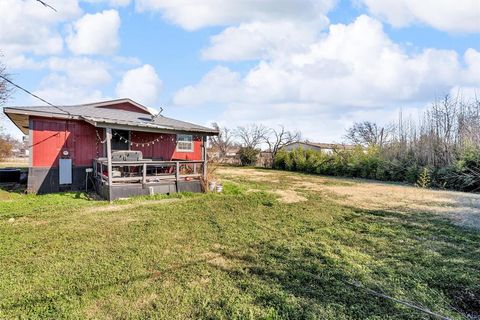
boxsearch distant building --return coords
[283,141,356,154]
[207,145,241,164]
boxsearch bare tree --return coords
[265,125,301,166]
[210,122,234,158]
[0,58,12,106]
[234,124,269,149]
[344,121,392,147]
[0,124,15,161]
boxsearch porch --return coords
[93,158,205,200]
[93,128,208,201]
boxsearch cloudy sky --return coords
[1,0,479,141]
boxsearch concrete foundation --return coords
[27,166,92,194]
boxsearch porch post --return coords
[106,128,113,201]
[202,135,207,180]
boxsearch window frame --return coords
[176,134,194,152]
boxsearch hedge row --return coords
[274,146,480,192]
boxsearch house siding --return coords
[28,117,203,194]
[31,117,100,168]
[96,101,151,114]
[31,118,204,167]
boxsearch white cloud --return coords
[34,74,108,106]
[5,55,44,70]
[201,20,327,61]
[463,48,480,84]
[66,9,121,55]
[174,66,242,105]
[135,0,336,30]
[116,64,162,106]
[47,57,112,86]
[26,56,113,106]
[0,0,81,56]
[173,15,480,141]
[83,0,131,6]
[360,0,480,33]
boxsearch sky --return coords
[1,0,479,142]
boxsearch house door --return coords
[111,129,130,150]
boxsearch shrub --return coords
[273,149,288,170]
[273,146,480,192]
[416,167,431,188]
[238,147,259,166]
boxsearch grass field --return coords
[0,166,479,319]
[0,158,28,169]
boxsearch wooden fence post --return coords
[175,161,180,192]
[106,128,113,202]
[143,162,147,185]
[202,136,207,180]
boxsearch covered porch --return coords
[93,127,208,201]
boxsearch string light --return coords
[95,129,107,144]
[96,130,201,149]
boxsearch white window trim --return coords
[176,134,194,152]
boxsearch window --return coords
[176,134,193,152]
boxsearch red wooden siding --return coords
[130,131,203,161]
[97,102,150,114]
[31,117,101,167]
[31,118,203,168]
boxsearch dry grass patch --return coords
[273,189,307,203]
[218,167,281,183]
[135,293,158,310]
[12,217,49,226]
[202,251,233,270]
[218,166,480,230]
[0,158,28,168]
[316,183,480,229]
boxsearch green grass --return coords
[0,168,479,319]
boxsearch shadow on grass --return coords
[0,183,26,194]
[215,206,480,319]
[1,256,211,314]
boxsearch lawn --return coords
[0,166,479,319]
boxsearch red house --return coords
[3,98,218,200]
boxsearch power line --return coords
[0,75,71,115]
[35,0,57,12]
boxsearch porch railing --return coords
[93,159,205,185]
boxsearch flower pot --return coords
[208,181,216,192]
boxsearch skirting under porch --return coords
[93,158,206,201]
[95,180,203,201]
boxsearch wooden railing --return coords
[93,159,205,185]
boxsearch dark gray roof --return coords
[284,141,356,150]
[4,98,218,135]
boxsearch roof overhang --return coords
[3,107,81,135]
[3,107,219,136]
[83,117,218,135]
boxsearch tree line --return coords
[274,95,480,192]
[210,123,301,166]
